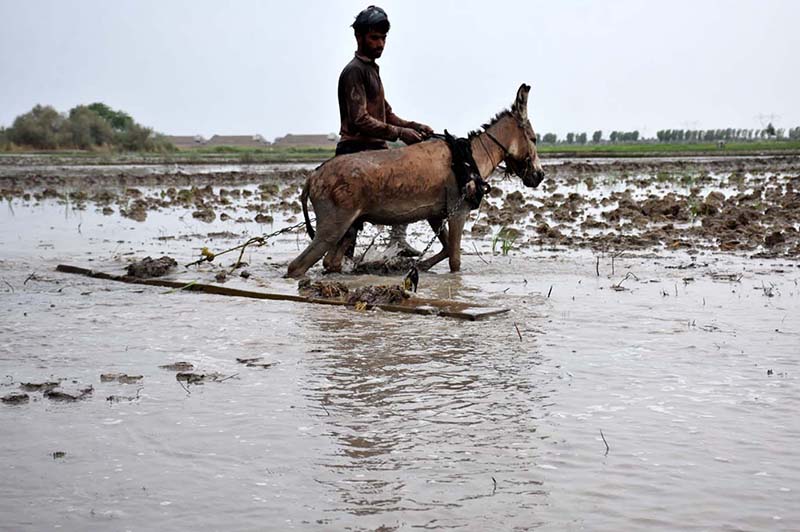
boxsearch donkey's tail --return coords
[301,181,315,239]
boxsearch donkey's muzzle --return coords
[523,168,545,188]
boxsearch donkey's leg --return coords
[446,214,467,272]
[323,225,358,273]
[418,218,450,272]
[286,211,358,278]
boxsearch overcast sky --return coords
[1,0,797,141]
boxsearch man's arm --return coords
[386,100,434,138]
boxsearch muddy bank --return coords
[2,156,799,261]
[0,167,312,191]
[0,171,309,226]
[473,155,800,259]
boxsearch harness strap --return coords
[442,130,490,210]
[485,131,509,155]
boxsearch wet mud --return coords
[1,392,30,405]
[126,255,177,278]
[3,157,797,260]
[472,156,800,258]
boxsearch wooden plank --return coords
[55,264,509,321]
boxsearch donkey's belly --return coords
[363,195,445,226]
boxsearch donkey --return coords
[286,83,545,278]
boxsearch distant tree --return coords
[67,105,114,148]
[592,130,602,143]
[566,132,575,144]
[115,123,173,152]
[542,133,557,143]
[8,104,65,149]
[87,102,134,131]
[577,132,587,144]
[5,103,173,152]
[609,131,618,142]
[765,122,776,137]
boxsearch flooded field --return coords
[1,156,799,530]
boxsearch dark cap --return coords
[352,5,390,34]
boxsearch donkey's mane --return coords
[467,109,512,139]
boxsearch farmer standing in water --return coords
[336,5,434,257]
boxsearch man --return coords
[336,5,433,257]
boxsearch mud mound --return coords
[126,256,178,278]
[352,256,418,275]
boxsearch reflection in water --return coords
[302,306,551,525]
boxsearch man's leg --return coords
[388,224,421,257]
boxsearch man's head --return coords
[352,6,390,60]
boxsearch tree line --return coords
[656,125,800,142]
[537,124,800,144]
[0,103,174,151]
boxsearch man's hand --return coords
[398,127,424,145]
[412,122,434,138]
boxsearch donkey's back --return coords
[307,139,455,224]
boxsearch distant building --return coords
[272,133,338,148]
[164,135,207,149]
[204,134,271,148]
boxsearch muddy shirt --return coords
[338,53,413,146]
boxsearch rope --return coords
[184,218,314,268]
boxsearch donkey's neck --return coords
[470,130,505,179]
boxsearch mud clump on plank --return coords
[298,279,409,305]
[347,285,409,306]
[298,279,349,298]
[127,256,177,278]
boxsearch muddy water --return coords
[1,163,800,531]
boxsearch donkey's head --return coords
[501,84,545,188]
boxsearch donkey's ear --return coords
[513,83,531,120]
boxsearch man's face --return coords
[357,30,387,59]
